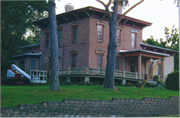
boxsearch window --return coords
[19,60,25,71]
[130,62,135,72]
[131,33,136,48]
[45,31,50,47]
[71,54,76,68]
[117,26,122,45]
[97,54,102,69]
[148,62,153,79]
[71,23,78,43]
[115,57,120,70]
[58,29,62,45]
[30,59,36,69]
[116,29,120,44]
[158,64,162,77]
[97,25,103,41]
[96,21,105,42]
[72,26,77,41]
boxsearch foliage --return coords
[1,1,48,79]
[1,85,178,108]
[165,71,179,91]
[143,26,179,71]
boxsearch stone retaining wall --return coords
[1,96,179,117]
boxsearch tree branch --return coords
[96,0,112,18]
[117,0,144,24]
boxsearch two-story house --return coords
[13,5,178,84]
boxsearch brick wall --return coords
[1,96,178,117]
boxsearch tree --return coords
[96,0,144,89]
[1,1,48,79]
[143,26,179,71]
[48,0,61,90]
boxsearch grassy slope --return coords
[1,85,179,108]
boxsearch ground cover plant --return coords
[1,85,179,108]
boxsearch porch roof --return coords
[13,52,41,58]
[140,42,179,53]
[119,49,170,59]
[19,43,40,50]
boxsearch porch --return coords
[59,68,145,84]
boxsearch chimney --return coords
[65,3,74,12]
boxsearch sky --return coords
[55,0,179,41]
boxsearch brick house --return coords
[13,6,178,84]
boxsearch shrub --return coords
[93,81,99,85]
[85,82,93,85]
[135,83,141,87]
[153,75,159,81]
[77,82,85,85]
[125,82,131,86]
[165,71,179,91]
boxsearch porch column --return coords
[85,76,90,83]
[66,77,71,82]
[162,59,165,82]
[122,57,125,70]
[138,55,142,79]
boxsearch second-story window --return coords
[131,29,139,48]
[117,26,122,45]
[45,31,50,47]
[131,33,136,48]
[73,26,77,41]
[71,23,78,43]
[97,25,103,41]
[58,29,62,45]
[96,21,105,42]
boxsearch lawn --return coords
[1,85,179,108]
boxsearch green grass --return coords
[1,85,179,108]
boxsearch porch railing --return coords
[59,68,144,80]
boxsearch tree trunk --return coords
[49,0,60,90]
[103,2,118,89]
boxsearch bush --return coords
[77,82,85,85]
[125,82,131,86]
[165,71,179,91]
[135,83,141,87]
[153,75,159,81]
[93,81,99,85]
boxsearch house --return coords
[13,5,178,85]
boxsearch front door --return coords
[130,62,135,72]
